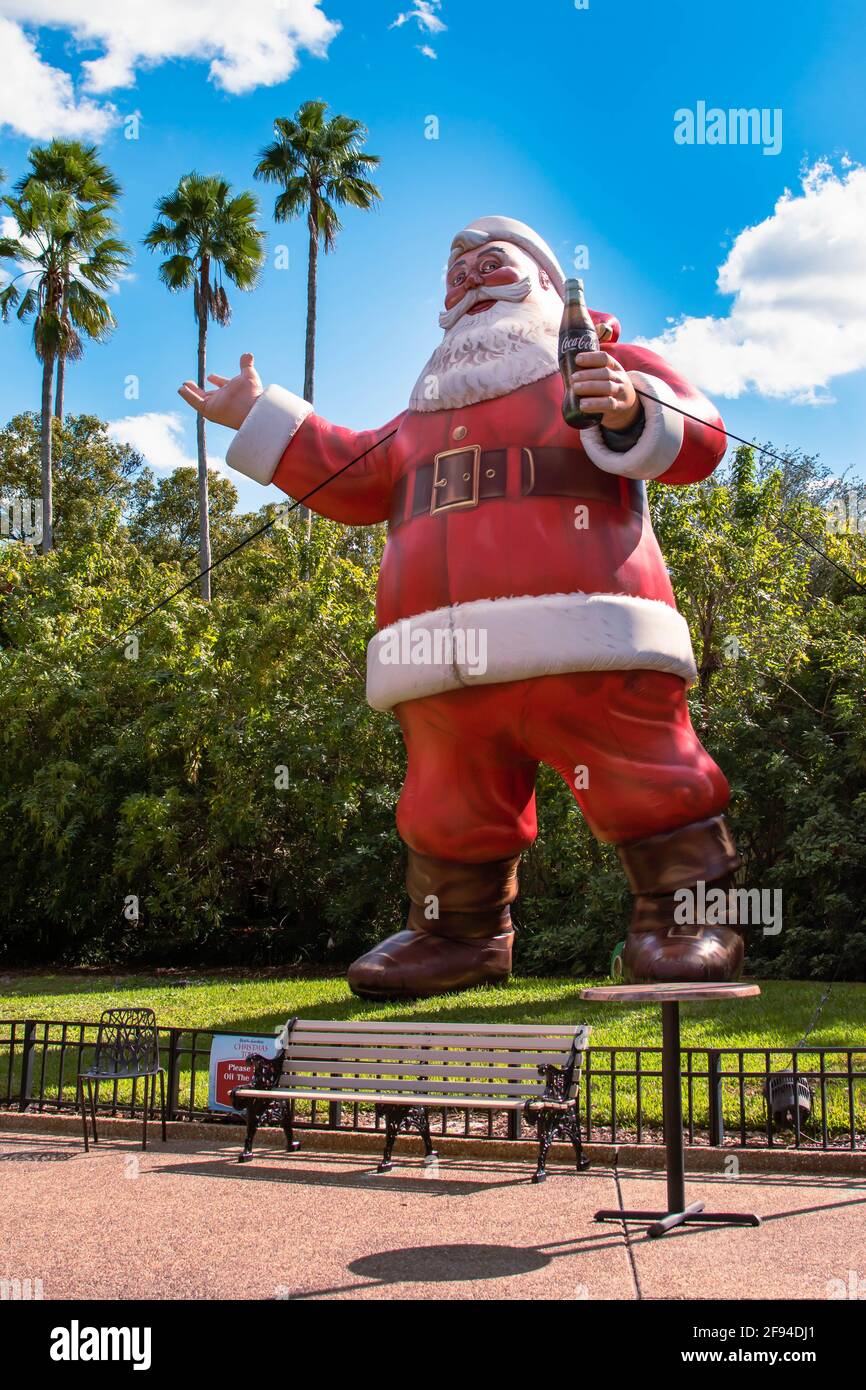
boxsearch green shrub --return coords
[1,416,864,978]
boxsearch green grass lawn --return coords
[0,970,863,1047]
[2,972,863,1140]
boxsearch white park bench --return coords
[231,1018,591,1183]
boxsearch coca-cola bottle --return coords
[559,277,603,430]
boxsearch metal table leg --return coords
[595,1000,761,1238]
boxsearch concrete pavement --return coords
[0,1130,863,1301]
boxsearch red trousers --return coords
[394,671,730,862]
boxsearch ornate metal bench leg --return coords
[158,1070,167,1143]
[238,1099,268,1163]
[533,1113,554,1183]
[281,1101,300,1152]
[417,1108,438,1163]
[377,1105,406,1172]
[78,1077,90,1153]
[141,1072,149,1152]
[565,1104,590,1172]
[88,1078,99,1145]
[377,1105,437,1172]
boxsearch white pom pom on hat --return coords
[447,215,567,298]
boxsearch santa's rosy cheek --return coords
[483,266,520,286]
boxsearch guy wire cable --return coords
[3,389,865,685]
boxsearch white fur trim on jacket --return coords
[225,385,313,486]
[581,371,685,481]
[366,591,697,711]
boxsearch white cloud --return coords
[0,17,117,139]
[107,411,225,473]
[417,44,437,59]
[0,214,26,289]
[0,2,340,137]
[390,2,446,34]
[636,160,866,404]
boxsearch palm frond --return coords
[0,235,37,264]
[0,283,21,320]
[16,287,36,320]
[158,254,196,292]
[273,181,310,221]
[145,172,264,313]
[253,101,381,253]
[65,280,117,339]
[326,175,382,211]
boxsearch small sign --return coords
[208,1032,281,1113]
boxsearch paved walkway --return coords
[1,1131,864,1300]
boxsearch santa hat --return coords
[447,215,567,298]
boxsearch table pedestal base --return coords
[595,1200,761,1239]
[579,983,765,1241]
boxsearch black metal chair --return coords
[77,1007,167,1152]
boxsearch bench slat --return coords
[290,1020,582,1036]
[278,1074,553,1096]
[233,1088,527,1110]
[280,1056,569,1080]
[285,1031,584,1051]
[280,1045,572,1061]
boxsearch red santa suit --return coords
[225,216,743,995]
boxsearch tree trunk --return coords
[196,259,213,602]
[55,353,66,420]
[55,276,69,419]
[40,352,55,553]
[696,594,717,727]
[303,218,317,405]
[301,212,318,544]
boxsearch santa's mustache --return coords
[438,276,533,331]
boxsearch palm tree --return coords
[16,140,123,418]
[255,100,381,530]
[0,182,128,553]
[144,173,265,600]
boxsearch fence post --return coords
[328,1101,342,1129]
[18,1021,38,1112]
[708,1049,725,1147]
[164,1028,182,1121]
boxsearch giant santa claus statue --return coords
[180,216,744,999]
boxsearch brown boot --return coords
[347,851,519,1000]
[617,816,745,984]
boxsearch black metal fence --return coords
[2,1018,864,1151]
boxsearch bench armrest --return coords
[229,1050,285,1107]
[533,1038,587,1106]
[537,1062,572,1104]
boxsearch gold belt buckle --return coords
[430,445,481,515]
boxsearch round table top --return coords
[579,982,761,1004]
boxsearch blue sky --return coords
[2,0,865,514]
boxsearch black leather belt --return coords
[388,446,642,530]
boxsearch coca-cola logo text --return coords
[559,331,598,354]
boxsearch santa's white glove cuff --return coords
[581,371,685,481]
[225,385,313,486]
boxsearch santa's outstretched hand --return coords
[179,351,263,430]
[572,349,640,429]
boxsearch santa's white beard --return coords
[409,296,561,412]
